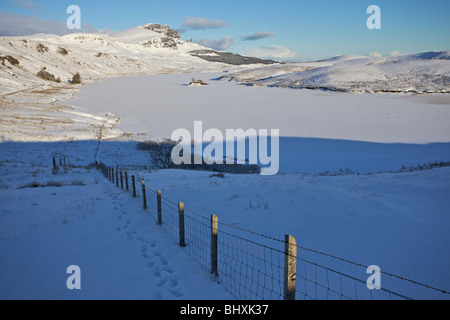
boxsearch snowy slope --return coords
[221,52,450,93]
[1,140,449,300]
[0,24,239,96]
[0,153,233,300]
[0,24,257,142]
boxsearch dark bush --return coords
[58,47,69,56]
[1,56,20,66]
[210,173,225,178]
[71,72,82,84]
[36,67,60,82]
[36,43,49,53]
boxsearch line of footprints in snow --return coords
[110,191,184,299]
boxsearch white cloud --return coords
[197,36,235,51]
[0,12,98,36]
[182,17,231,30]
[389,50,401,57]
[246,45,297,60]
[369,52,383,57]
[242,31,275,41]
[12,0,37,9]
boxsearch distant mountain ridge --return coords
[220,51,450,93]
[1,22,448,95]
[189,49,278,66]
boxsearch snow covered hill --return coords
[0,23,240,96]
[220,52,450,93]
[0,23,264,142]
[3,23,448,97]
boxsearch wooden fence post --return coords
[284,234,297,300]
[142,180,147,210]
[120,171,124,189]
[116,170,119,187]
[132,175,136,198]
[125,172,129,191]
[211,215,219,276]
[112,168,115,184]
[157,190,162,225]
[178,202,185,247]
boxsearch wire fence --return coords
[97,161,450,301]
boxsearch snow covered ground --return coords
[0,140,449,300]
[64,73,450,175]
[1,27,450,299]
[220,51,450,94]
[0,156,232,300]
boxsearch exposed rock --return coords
[189,50,279,66]
[189,79,208,86]
[142,23,181,39]
[143,37,178,50]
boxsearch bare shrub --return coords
[36,43,49,53]
[210,173,225,178]
[71,72,82,84]
[46,181,64,187]
[37,67,61,83]
[58,47,69,56]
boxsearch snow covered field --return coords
[0,154,232,300]
[0,139,449,300]
[1,25,450,299]
[65,73,450,174]
[1,69,449,300]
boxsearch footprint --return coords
[156,278,168,288]
[126,230,136,240]
[159,256,168,266]
[163,266,175,274]
[136,236,150,244]
[153,268,162,278]
[169,279,178,288]
[146,261,156,268]
[152,249,162,257]
[169,289,184,298]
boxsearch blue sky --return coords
[1,0,449,61]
